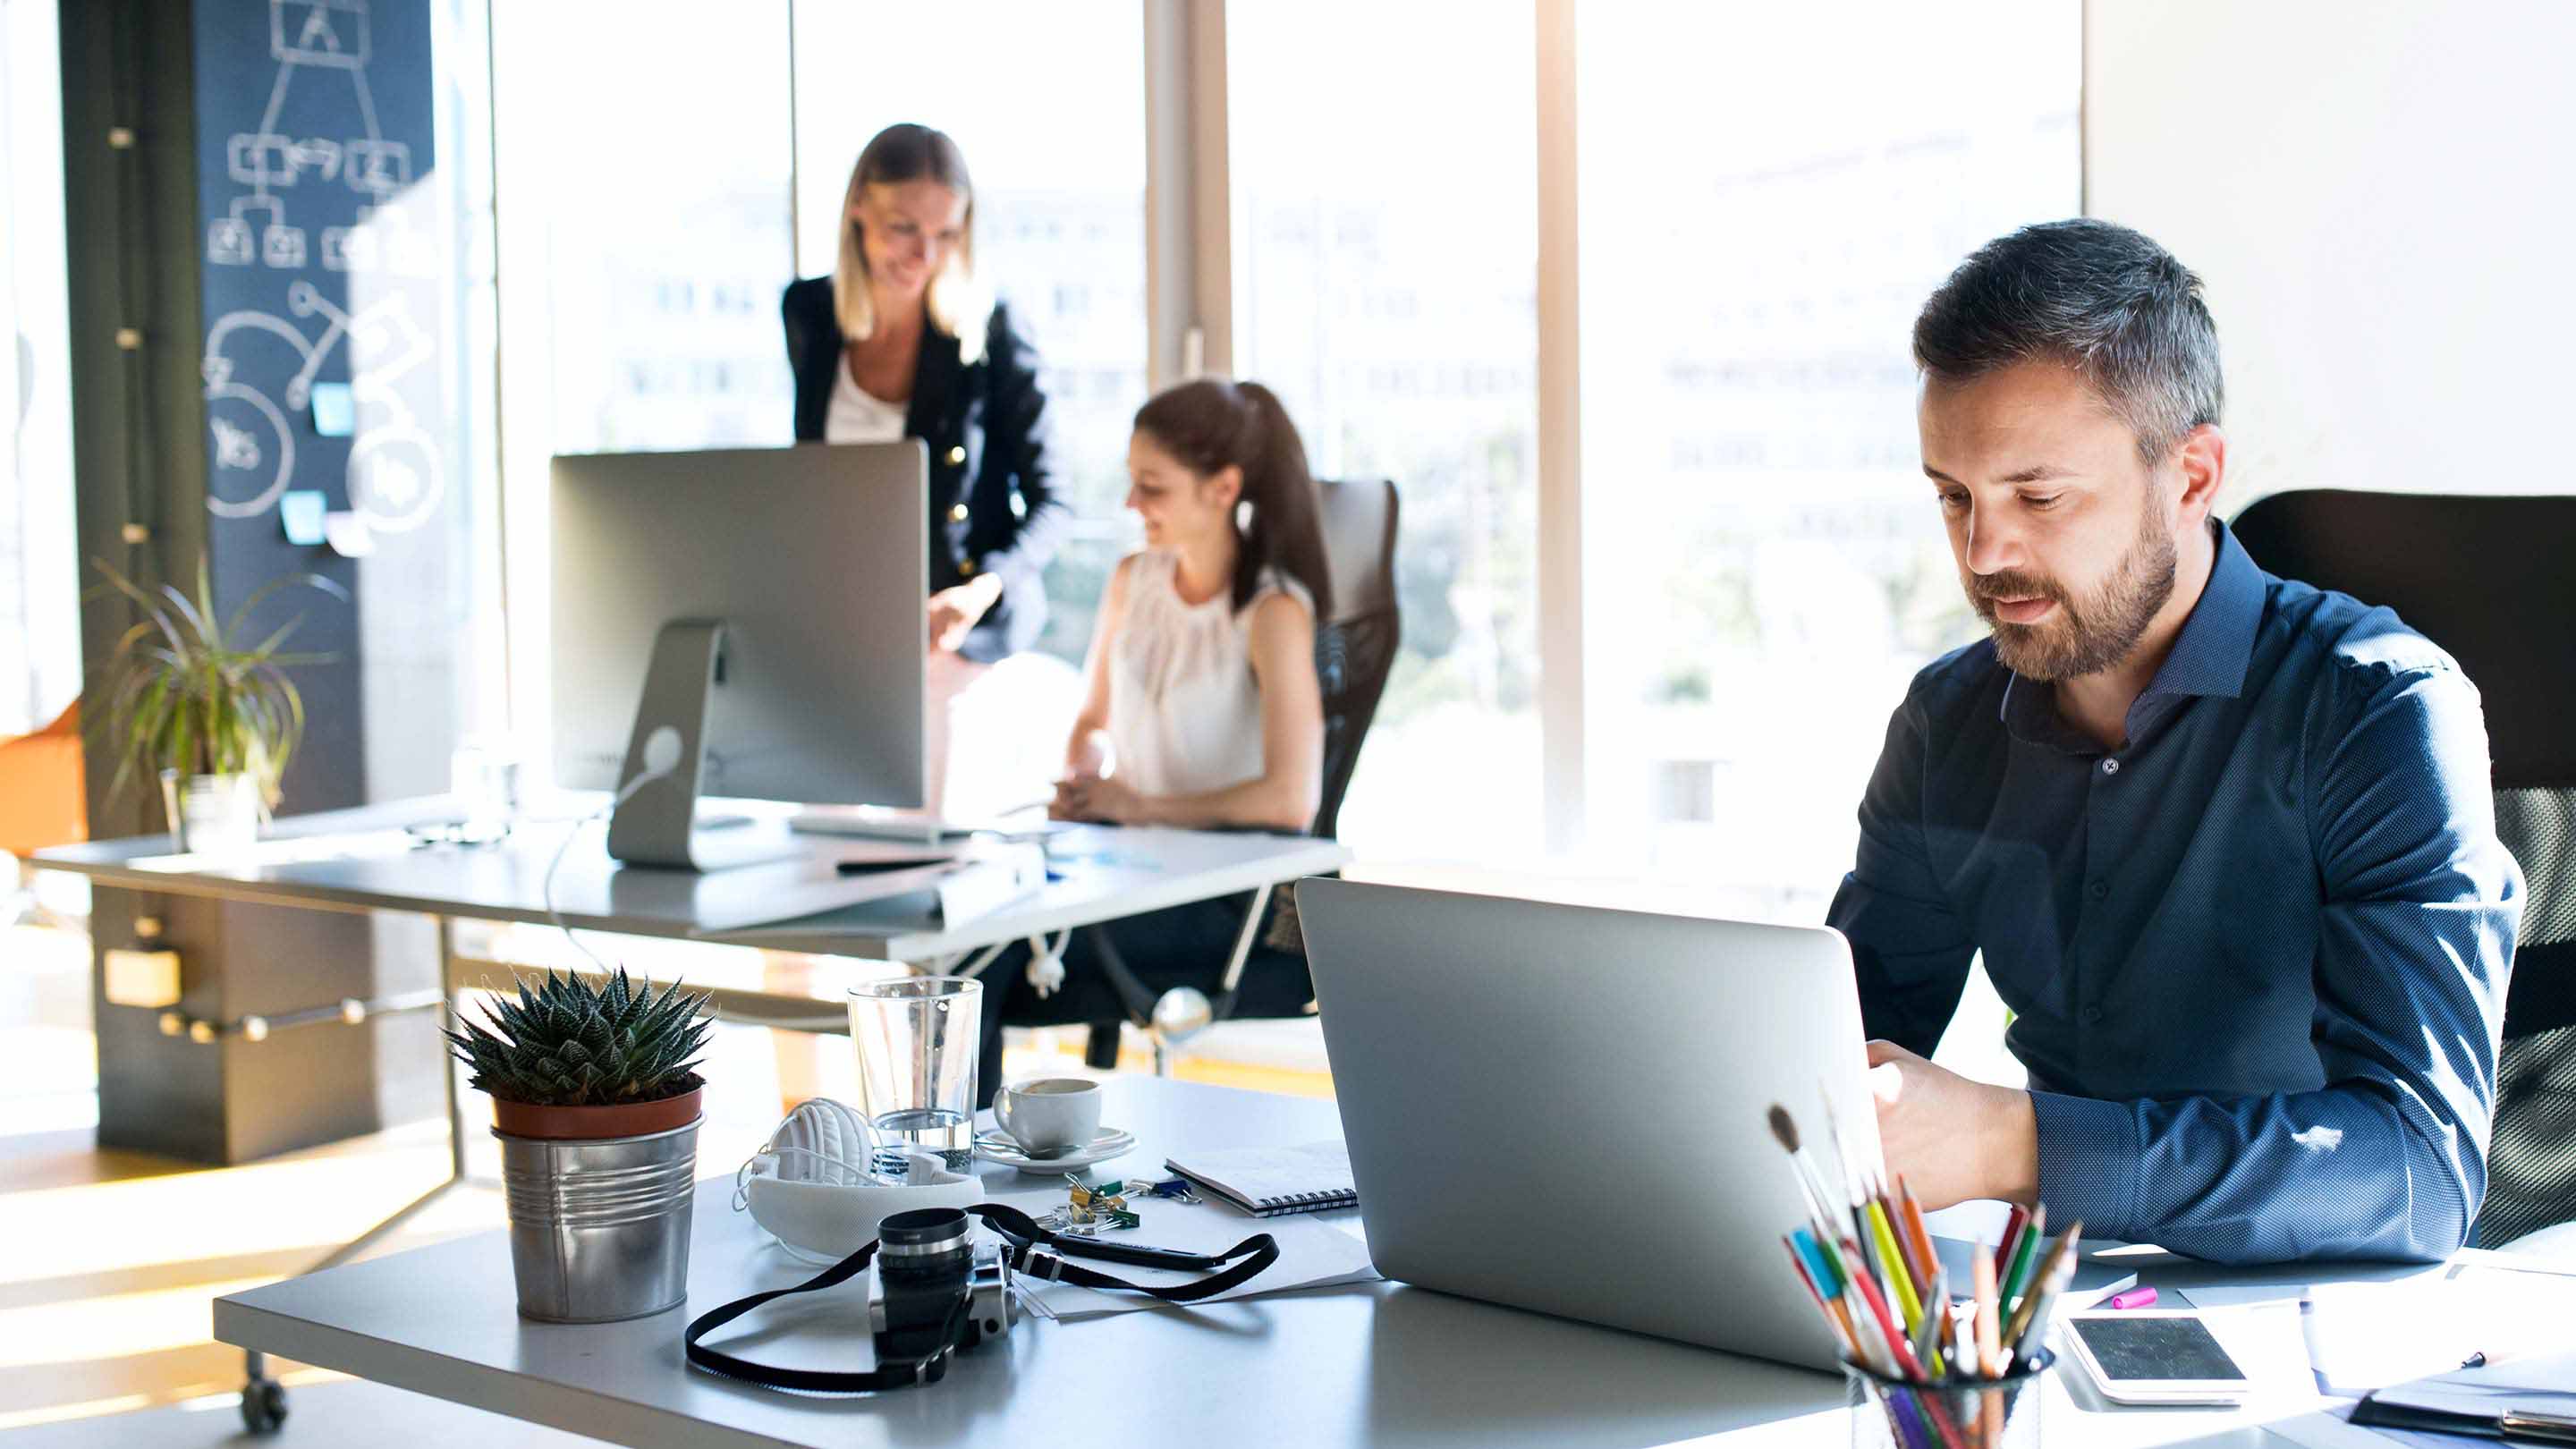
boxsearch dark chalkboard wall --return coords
[191,0,452,811]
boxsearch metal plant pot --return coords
[160,769,262,856]
[493,1090,701,1324]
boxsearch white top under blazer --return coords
[823,362,907,445]
[1107,550,1313,799]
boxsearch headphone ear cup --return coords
[772,1097,873,1185]
[813,1097,873,1182]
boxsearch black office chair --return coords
[2232,488,2576,1249]
[1078,478,1402,1071]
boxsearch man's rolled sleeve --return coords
[2030,1089,2142,1233]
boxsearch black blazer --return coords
[782,277,1066,662]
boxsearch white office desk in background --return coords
[33,792,1350,967]
[33,797,1349,1269]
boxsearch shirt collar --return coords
[2140,518,2264,702]
[1996,518,2267,750]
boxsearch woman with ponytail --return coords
[975,377,1333,1101]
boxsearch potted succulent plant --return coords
[89,557,343,855]
[445,968,715,1323]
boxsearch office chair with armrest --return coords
[2232,489,2576,1249]
[1079,478,1402,1072]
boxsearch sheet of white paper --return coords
[2303,1265,2576,1395]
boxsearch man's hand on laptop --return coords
[1865,1039,2039,1211]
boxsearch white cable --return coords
[543,727,683,973]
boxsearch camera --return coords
[869,1208,1014,1369]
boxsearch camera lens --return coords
[876,1208,973,1367]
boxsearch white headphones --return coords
[734,1098,985,1264]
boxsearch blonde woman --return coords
[782,123,1066,801]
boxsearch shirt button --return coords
[946,445,967,465]
[2081,1005,2104,1024]
[2102,758,2120,776]
[2088,879,2109,900]
[949,503,970,522]
[958,558,978,578]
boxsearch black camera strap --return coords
[684,1202,1281,1394]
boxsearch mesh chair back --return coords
[1310,479,1401,841]
[2232,488,2576,1246]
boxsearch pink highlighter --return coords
[2102,1285,2159,1310]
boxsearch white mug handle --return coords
[993,1087,1019,1141]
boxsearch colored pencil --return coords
[1784,1235,1861,1361]
[2000,1204,2046,1309]
[1972,1250,2003,1378]
[1898,1182,1942,1292]
[1867,1196,1924,1329]
[1999,1221,2082,1352]
[1994,1204,2028,1276]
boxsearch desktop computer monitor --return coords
[550,443,928,869]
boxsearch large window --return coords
[792,0,1149,666]
[1,0,78,741]
[1229,0,1543,863]
[490,2,797,769]
[1575,4,2080,910]
[473,2,2076,871]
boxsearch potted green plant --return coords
[89,557,343,855]
[445,967,714,1323]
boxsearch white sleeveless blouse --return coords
[1108,551,1313,799]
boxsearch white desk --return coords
[209,1078,2534,1449]
[33,793,1352,964]
[37,802,1349,1309]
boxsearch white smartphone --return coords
[2061,1309,2254,1406]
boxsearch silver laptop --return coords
[1297,878,1883,1371]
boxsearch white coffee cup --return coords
[992,1077,1103,1153]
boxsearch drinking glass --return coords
[847,976,983,1175]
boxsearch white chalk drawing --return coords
[203,282,443,530]
[206,0,428,275]
[200,0,445,532]
[204,382,297,520]
[210,417,263,470]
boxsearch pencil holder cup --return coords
[1843,1349,2052,1449]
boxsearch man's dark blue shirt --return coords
[1827,520,2521,1264]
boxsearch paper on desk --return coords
[2303,1264,2576,1396]
[1001,1199,1378,1322]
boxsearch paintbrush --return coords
[1767,1104,1849,1250]
[1816,1082,1877,1245]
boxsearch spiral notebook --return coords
[1164,1140,1359,1217]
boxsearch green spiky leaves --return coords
[88,555,347,812]
[444,968,712,1108]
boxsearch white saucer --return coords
[973,1127,1139,1174]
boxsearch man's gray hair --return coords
[1913,219,2224,462]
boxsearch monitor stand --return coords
[605,619,798,872]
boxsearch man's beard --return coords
[1970,506,2178,682]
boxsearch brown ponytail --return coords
[1132,378,1335,621]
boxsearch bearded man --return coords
[1831,220,2521,1264]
